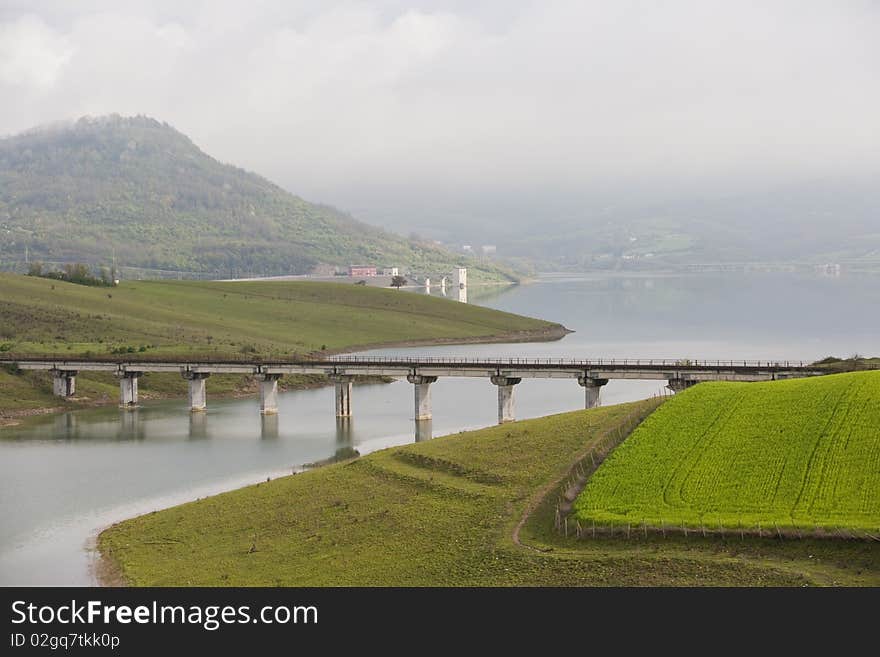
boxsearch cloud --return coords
[0,1,878,203]
[0,15,73,90]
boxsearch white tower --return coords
[452,267,467,289]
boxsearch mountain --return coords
[0,115,516,281]
[358,180,880,271]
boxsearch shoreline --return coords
[88,323,570,586]
[0,324,571,429]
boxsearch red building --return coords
[349,265,377,277]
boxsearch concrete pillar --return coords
[259,373,282,415]
[118,372,141,409]
[414,418,433,442]
[51,370,77,397]
[667,378,697,394]
[578,376,609,409]
[331,375,354,417]
[425,277,431,293]
[407,375,437,420]
[182,371,210,411]
[491,375,521,424]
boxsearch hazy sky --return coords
[1,1,878,216]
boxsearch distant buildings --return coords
[349,265,377,277]
[481,245,496,255]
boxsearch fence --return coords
[551,392,668,536]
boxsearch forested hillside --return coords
[0,115,515,281]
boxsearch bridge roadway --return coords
[5,355,825,425]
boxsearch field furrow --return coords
[573,372,880,532]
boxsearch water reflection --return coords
[302,418,360,468]
[260,413,279,440]
[335,416,353,446]
[188,412,208,440]
[53,412,78,438]
[334,417,359,461]
[119,409,144,441]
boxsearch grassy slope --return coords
[574,372,880,532]
[99,400,879,586]
[0,273,560,413]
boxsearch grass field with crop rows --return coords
[574,372,880,533]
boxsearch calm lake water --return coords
[1,272,878,585]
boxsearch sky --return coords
[1,1,879,236]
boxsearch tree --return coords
[390,275,407,290]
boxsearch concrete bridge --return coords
[5,355,825,425]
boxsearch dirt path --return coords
[511,401,663,551]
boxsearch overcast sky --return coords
[1,1,878,218]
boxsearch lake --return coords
[1,271,878,585]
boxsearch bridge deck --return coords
[2,355,828,382]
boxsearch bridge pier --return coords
[407,375,438,420]
[182,371,210,411]
[578,376,609,409]
[259,373,283,415]
[51,370,77,398]
[331,375,354,417]
[414,418,433,442]
[117,372,141,409]
[491,375,521,424]
[667,377,697,394]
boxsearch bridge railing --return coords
[329,355,813,369]
[5,352,870,371]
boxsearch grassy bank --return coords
[0,273,565,417]
[99,400,879,586]
[574,372,880,533]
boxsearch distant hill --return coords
[0,115,516,281]
[363,180,880,272]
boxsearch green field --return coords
[99,400,880,586]
[574,372,880,533]
[0,273,562,415]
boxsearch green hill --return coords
[99,400,818,586]
[0,115,515,281]
[0,273,564,416]
[0,273,561,359]
[99,397,880,586]
[574,372,880,533]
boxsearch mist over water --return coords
[1,272,877,585]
